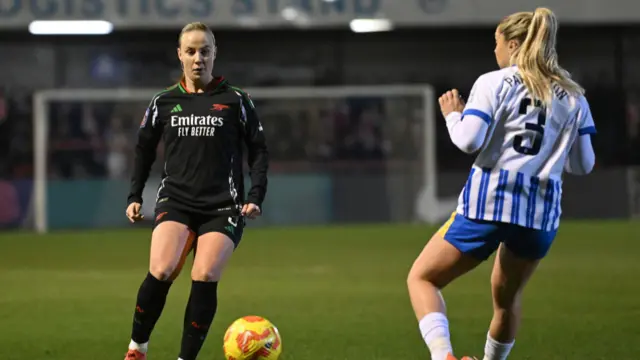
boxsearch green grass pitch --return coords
[1,221,639,359]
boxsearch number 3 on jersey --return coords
[513,98,546,156]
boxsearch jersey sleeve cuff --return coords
[578,126,596,136]
[246,195,263,208]
[127,194,143,205]
[462,109,492,125]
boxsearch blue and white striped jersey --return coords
[452,66,596,231]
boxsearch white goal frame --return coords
[33,85,454,233]
[627,166,640,219]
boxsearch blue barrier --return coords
[41,175,332,230]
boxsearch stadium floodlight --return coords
[349,19,393,33]
[280,6,311,26]
[33,85,455,233]
[29,20,113,35]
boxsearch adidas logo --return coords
[171,104,183,113]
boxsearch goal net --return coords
[32,85,456,233]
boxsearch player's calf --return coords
[178,231,235,360]
[128,222,193,355]
[407,232,482,360]
[178,281,219,360]
[484,244,541,360]
[407,242,454,360]
[130,272,173,350]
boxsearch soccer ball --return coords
[223,315,282,360]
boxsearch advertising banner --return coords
[1,0,638,29]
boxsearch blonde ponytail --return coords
[499,8,584,105]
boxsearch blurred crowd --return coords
[0,91,425,180]
[1,82,640,180]
[1,27,640,180]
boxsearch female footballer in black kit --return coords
[123,22,269,360]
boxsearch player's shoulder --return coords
[555,90,587,114]
[477,67,517,85]
[223,82,256,108]
[575,93,590,109]
[224,82,249,98]
[471,67,518,97]
[467,68,516,105]
[147,83,181,104]
[159,83,182,95]
[571,93,593,121]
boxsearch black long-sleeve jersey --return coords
[127,77,268,216]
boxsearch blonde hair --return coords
[498,8,583,105]
[177,22,216,83]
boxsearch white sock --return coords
[483,332,514,360]
[128,340,148,354]
[419,312,453,360]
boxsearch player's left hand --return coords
[439,88,466,118]
[241,203,262,219]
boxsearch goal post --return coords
[33,85,454,234]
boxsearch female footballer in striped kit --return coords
[407,8,596,360]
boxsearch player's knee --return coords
[191,267,221,282]
[149,263,180,281]
[407,259,422,283]
[407,259,438,288]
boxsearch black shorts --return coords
[153,202,245,248]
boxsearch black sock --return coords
[130,272,173,344]
[182,292,193,333]
[179,281,219,360]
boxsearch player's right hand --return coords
[439,88,466,118]
[126,202,144,223]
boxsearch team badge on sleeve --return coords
[140,108,149,128]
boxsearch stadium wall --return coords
[0,168,630,230]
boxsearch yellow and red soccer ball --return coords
[223,315,282,360]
